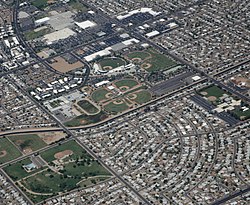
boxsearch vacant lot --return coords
[49,56,84,73]
[0,138,22,164]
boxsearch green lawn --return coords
[131,90,152,104]
[144,49,178,72]
[99,58,126,69]
[77,100,99,114]
[0,138,22,164]
[49,99,63,108]
[200,85,226,98]
[64,111,108,127]
[114,79,139,89]
[127,51,151,60]
[78,176,111,187]
[8,134,47,153]
[17,140,111,203]
[24,28,51,41]
[232,107,250,120]
[32,0,48,9]
[104,100,129,114]
[64,161,111,178]
[3,158,43,181]
[41,140,86,163]
[92,88,111,102]
[22,170,79,194]
[69,0,87,12]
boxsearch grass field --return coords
[49,99,63,108]
[232,107,250,120]
[199,85,226,98]
[145,49,178,72]
[78,176,110,187]
[32,0,48,9]
[114,79,139,90]
[5,140,112,203]
[127,51,151,60]
[40,140,86,163]
[8,134,47,153]
[69,0,87,12]
[98,57,126,69]
[24,28,51,41]
[92,88,111,102]
[4,158,43,181]
[0,138,22,164]
[77,100,99,114]
[131,90,152,104]
[104,100,129,114]
[22,170,79,194]
[64,111,108,127]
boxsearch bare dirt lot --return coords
[38,132,67,145]
[49,57,84,73]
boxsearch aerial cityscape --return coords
[0,0,249,204]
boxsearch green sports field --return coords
[92,88,112,102]
[0,138,22,164]
[144,49,178,72]
[8,134,47,153]
[127,51,151,60]
[40,140,86,163]
[114,79,139,90]
[104,100,129,114]
[4,140,111,203]
[77,100,99,114]
[199,85,226,98]
[131,90,152,104]
[98,57,126,69]
[64,111,108,127]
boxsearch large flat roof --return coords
[75,20,97,30]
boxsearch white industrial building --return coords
[75,20,97,30]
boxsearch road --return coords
[210,186,250,205]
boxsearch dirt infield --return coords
[113,100,124,105]
[207,96,217,102]
[200,91,208,96]
[54,150,73,160]
[142,63,152,69]
[0,150,7,158]
[128,93,137,100]
[105,92,113,99]
[119,86,130,92]
[103,66,113,71]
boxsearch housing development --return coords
[0,0,249,205]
